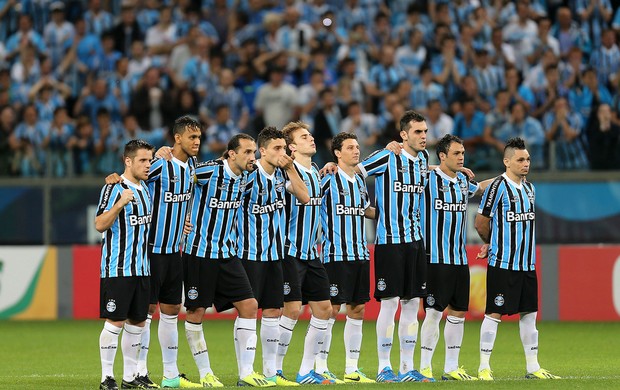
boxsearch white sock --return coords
[159,313,179,379]
[233,318,241,375]
[519,312,540,373]
[479,315,500,371]
[344,317,363,374]
[236,317,258,378]
[137,314,151,376]
[444,316,465,373]
[277,316,297,371]
[299,316,328,376]
[121,323,143,382]
[376,297,399,373]
[185,321,212,377]
[100,322,121,382]
[261,317,279,377]
[315,317,335,373]
[398,299,419,374]
[419,308,442,371]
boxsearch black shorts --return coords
[242,259,284,310]
[325,261,370,305]
[485,266,538,316]
[100,276,150,322]
[373,241,427,301]
[183,254,255,312]
[282,255,331,303]
[149,251,183,305]
[423,263,470,312]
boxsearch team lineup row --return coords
[94,113,559,390]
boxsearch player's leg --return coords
[342,303,374,382]
[479,266,510,380]
[122,276,151,388]
[137,251,163,380]
[257,262,284,381]
[419,308,442,378]
[137,305,156,379]
[277,255,303,375]
[99,278,123,389]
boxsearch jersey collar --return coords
[401,148,419,162]
[435,167,458,183]
[172,156,188,169]
[223,159,239,179]
[256,160,275,181]
[502,173,523,189]
[338,169,356,183]
[121,175,144,190]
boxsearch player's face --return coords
[177,127,201,157]
[337,138,360,167]
[441,142,465,173]
[231,139,257,172]
[128,148,153,181]
[505,148,531,178]
[289,128,316,156]
[401,120,427,153]
[260,138,287,167]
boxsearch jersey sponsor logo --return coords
[485,181,499,208]
[393,181,424,193]
[209,197,242,209]
[283,282,291,296]
[106,300,116,313]
[164,191,192,203]
[251,199,285,214]
[439,185,450,192]
[336,204,365,216]
[129,214,152,226]
[329,284,339,297]
[426,295,436,307]
[187,287,198,300]
[434,199,467,212]
[296,197,322,206]
[377,278,387,291]
[506,211,535,222]
[494,294,504,306]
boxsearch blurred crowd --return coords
[1,0,620,177]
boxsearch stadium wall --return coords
[1,245,619,322]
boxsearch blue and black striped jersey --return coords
[185,159,247,259]
[237,161,287,261]
[358,148,429,244]
[478,174,536,271]
[284,161,322,260]
[320,170,370,263]
[97,177,152,278]
[147,156,195,254]
[421,168,479,265]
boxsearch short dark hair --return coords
[436,134,463,160]
[331,132,358,161]
[399,110,426,133]
[225,133,255,158]
[504,137,526,157]
[173,115,201,135]
[282,121,310,150]
[257,126,284,148]
[123,139,154,159]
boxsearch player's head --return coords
[436,134,465,173]
[226,133,256,173]
[399,110,427,154]
[503,137,530,178]
[331,132,360,167]
[258,126,287,167]
[172,115,201,158]
[123,139,154,181]
[282,121,315,157]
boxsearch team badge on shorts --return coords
[329,284,339,297]
[426,295,435,307]
[283,282,291,296]
[494,294,505,307]
[377,278,387,291]
[187,288,199,300]
[106,299,117,313]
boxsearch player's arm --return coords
[95,188,134,233]
[474,177,496,196]
[281,155,310,204]
[474,214,491,245]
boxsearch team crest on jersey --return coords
[459,180,468,194]
[360,190,368,203]
[527,192,535,203]
[303,179,311,187]
[494,294,505,307]
[329,284,339,297]
[426,295,435,307]
[420,165,427,175]
[187,288,199,300]
[106,300,116,313]
[377,279,387,291]
[283,283,291,296]
[275,178,286,192]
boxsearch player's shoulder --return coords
[196,159,223,169]
[365,148,392,161]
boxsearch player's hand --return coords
[120,189,135,206]
[319,162,338,175]
[183,217,193,235]
[156,146,173,161]
[386,141,403,155]
[105,172,122,184]
[477,243,489,259]
[460,166,475,179]
[277,154,295,171]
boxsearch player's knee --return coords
[347,303,365,319]
[237,298,258,318]
[186,307,206,322]
[313,301,332,320]
[160,303,181,316]
[283,301,302,320]
[148,304,157,315]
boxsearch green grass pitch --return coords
[1,320,619,389]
